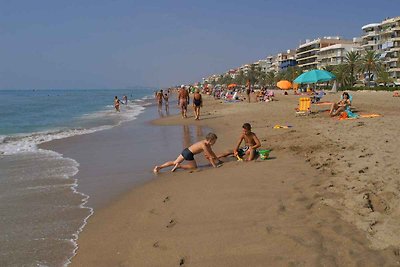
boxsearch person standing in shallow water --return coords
[114,96,121,112]
[178,86,190,118]
[156,90,163,111]
[193,89,203,120]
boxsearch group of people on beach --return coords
[156,86,203,120]
[153,90,356,174]
[114,95,128,112]
[153,122,261,173]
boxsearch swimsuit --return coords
[238,146,258,157]
[179,98,188,108]
[193,99,202,107]
[181,148,194,161]
[237,146,249,157]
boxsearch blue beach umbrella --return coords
[294,69,336,84]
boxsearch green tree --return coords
[286,66,302,83]
[376,69,393,86]
[257,71,267,87]
[275,71,285,84]
[344,51,361,86]
[266,71,275,87]
[360,50,382,88]
[332,64,349,88]
[246,64,258,86]
[234,70,246,85]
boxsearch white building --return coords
[296,37,353,70]
[361,23,381,51]
[379,16,400,81]
[318,43,360,68]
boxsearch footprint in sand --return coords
[393,248,400,256]
[166,219,176,228]
[278,201,286,212]
[179,257,186,266]
[149,209,159,215]
[163,196,170,203]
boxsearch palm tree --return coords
[344,51,361,86]
[257,71,267,87]
[360,50,382,88]
[332,64,349,88]
[234,70,246,86]
[286,66,302,83]
[376,69,393,87]
[275,71,285,85]
[265,71,275,87]
[246,64,258,87]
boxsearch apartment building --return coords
[278,49,297,71]
[319,41,361,68]
[296,37,353,70]
[379,16,400,81]
[361,23,381,51]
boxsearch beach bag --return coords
[339,111,348,119]
[259,150,270,160]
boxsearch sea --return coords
[0,88,156,266]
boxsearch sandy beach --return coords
[68,91,400,266]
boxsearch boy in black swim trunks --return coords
[153,133,221,173]
[234,123,261,161]
[218,123,261,161]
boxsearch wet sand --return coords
[70,91,400,266]
[39,105,210,209]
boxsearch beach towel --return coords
[313,101,333,106]
[359,114,382,118]
[339,112,381,120]
[273,125,293,129]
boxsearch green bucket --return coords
[259,149,270,160]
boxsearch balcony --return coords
[296,54,318,62]
[296,47,319,55]
[362,31,379,38]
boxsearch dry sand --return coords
[71,91,400,266]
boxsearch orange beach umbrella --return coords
[227,83,237,88]
[277,80,292,90]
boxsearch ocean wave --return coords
[0,101,147,155]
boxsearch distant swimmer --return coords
[122,95,128,105]
[114,96,121,112]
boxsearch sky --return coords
[0,0,399,89]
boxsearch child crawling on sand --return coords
[153,132,222,173]
[219,123,261,161]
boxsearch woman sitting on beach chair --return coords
[329,92,351,117]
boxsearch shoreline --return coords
[71,91,400,266]
[37,101,212,266]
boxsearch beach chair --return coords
[295,97,311,115]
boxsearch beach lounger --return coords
[295,97,311,115]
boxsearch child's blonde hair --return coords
[206,132,217,141]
